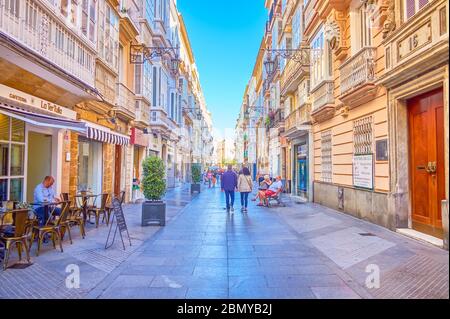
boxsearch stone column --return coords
[69,132,79,197]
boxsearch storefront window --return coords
[9,178,23,202]
[78,138,103,194]
[0,115,25,201]
[0,179,7,201]
[11,118,25,142]
[0,114,10,141]
[10,144,24,176]
[1,143,8,176]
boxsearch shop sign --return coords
[0,84,77,119]
[130,128,149,147]
[353,154,374,189]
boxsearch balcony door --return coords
[408,88,445,238]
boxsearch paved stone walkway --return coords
[1,185,448,299]
[0,185,195,299]
[86,187,449,299]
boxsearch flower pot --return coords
[191,183,201,194]
[142,201,166,226]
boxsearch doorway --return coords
[114,145,122,197]
[27,132,52,202]
[408,88,445,239]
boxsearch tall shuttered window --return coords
[353,116,373,155]
[321,130,332,183]
[404,0,429,20]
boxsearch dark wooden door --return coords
[114,145,122,197]
[408,88,445,238]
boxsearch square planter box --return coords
[142,201,166,226]
[191,183,201,194]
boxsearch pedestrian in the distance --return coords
[212,173,217,188]
[238,167,253,213]
[221,165,238,213]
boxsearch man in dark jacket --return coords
[221,165,238,213]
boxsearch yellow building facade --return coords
[241,0,448,246]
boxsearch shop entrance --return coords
[114,145,122,197]
[26,132,51,202]
[408,88,445,239]
[78,138,102,195]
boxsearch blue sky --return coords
[178,0,267,138]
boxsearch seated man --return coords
[33,176,61,226]
[261,176,283,206]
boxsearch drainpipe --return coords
[443,200,449,250]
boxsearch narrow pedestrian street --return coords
[85,187,449,299]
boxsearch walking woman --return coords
[238,167,253,213]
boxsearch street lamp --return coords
[264,57,275,76]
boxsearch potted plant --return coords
[141,156,167,226]
[191,163,202,194]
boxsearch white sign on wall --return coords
[353,154,374,189]
[0,84,77,119]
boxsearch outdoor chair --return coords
[0,209,32,270]
[62,203,86,240]
[88,193,110,228]
[30,201,71,256]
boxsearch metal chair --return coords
[88,194,110,228]
[62,203,86,240]
[30,201,71,256]
[0,209,32,270]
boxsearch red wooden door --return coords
[408,88,445,238]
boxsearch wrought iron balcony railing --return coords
[339,47,376,95]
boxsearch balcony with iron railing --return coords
[115,82,136,119]
[339,47,377,108]
[269,108,285,129]
[134,99,150,128]
[311,80,335,122]
[150,108,171,131]
[285,103,312,132]
[0,0,96,87]
[280,47,310,95]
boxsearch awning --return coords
[0,102,86,133]
[83,121,130,146]
[1,100,130,145]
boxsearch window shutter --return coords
[406,0,416,19]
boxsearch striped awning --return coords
[0,102,86,133]
[84,122,130,146]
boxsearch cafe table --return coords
[74,194,99,225]
[28,202,60,225]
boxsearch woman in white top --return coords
[238,167,253,213]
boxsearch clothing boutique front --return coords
[0,84,130,203]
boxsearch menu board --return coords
[112,198,128,234]
[353,154,374,189]
[105,198,131,250]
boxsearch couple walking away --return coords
[221,165,253,213]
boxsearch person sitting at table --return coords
[33,176,61,226]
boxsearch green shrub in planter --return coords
[191,163,202,194]
[141,156,166,226]
[142,156,166,201]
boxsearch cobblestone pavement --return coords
[1,186,448,299]
[0,185,195,299]
[86,187,448,299]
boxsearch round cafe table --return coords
[74,194,98,225]
[28,202,60,225]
